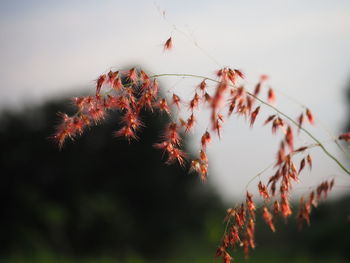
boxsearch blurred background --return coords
[1,0,350,262]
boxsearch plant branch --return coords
[150,73,350,176]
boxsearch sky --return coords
[1,0,350,202]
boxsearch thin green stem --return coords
[150,73,350,176]
[271,86,350,162]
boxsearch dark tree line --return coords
[0,96,223,259]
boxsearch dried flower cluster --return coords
[54,37,350,262]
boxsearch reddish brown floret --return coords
[203,92,212,103]
[276,142,286,166]
[201,131,211,149]
[140,70,150,83]
[264,114,276,125]
[298,113,304,130]
[254,82,261,96]
[224,208,235,222]
[96,74,106,96]
[127,68,138,83]
[172,93,181,109]
[250,106,260,127]
[242,239,250,259]
[229,225,241,247]
[114,126,138,141]
[227,95,237,116]
[199,163,208,182]
[189,93,200,111]
[198,80,207,93]
[258,181,270,200]
[111,75,123,90]
[107,70,118,84]
[212,81,229,111]
[298,158,306,174]
[200,150,208,163]
[185,113,196,132]
[234,69,245,79]
[297,197,311,229]
[280,194,292,218]
[285,125,294,151]
[262,206,275,232]
[151,79,159,98]
[223,252,232,263]
[339,132,350,142]
[88,106,105,122]
[167,147,186,167]
[294,146,308,153]
[246,218,256,249]
[165,122,181,145]
[122,111,142,130]
[246,192,256,218]
[267,88,276,103]
[273,200,280,215]
[215,246,225,258]
[272,117,284,134]
[164,37,173,51]
[306,154,312,169]
[306,108,314,125]
[158,98,170,114]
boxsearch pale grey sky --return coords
[1,0,350,202]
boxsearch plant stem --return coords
[150,73,350,176]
